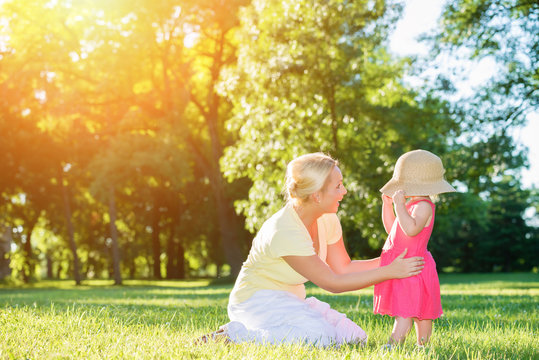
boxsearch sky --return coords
[388,0,538,189]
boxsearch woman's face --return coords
[319,166,347,213]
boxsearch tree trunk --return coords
[195,29,245,278]
[0,226,12,279]
[166,199,186,279]
[59,169,82,285]
[177,241,185,279]
[206,103,245,277]
[56,261,62,279]
[128,249,136,279]
[165,222,177,279]
[151,196,162,279]
[21,218,38,283]
[108,186,122,285]
[209,168,245,278]
[165,227,186,279]
[46,251,53,278]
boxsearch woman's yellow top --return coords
[229,204,342,305]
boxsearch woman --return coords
[198,153,424,346]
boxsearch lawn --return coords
[0,273,537,359]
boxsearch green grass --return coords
[0,273,537,359]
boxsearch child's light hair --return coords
[284,153,338,205]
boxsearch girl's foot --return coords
[194,328,231,345]
[380,343,399,352]
[416,344,430,353]
[380,336,401,352]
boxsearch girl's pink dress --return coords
[373,199,442,320]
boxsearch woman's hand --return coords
[387,248,424,279]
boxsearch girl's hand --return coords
[382,194,393,204]
[387,249,424,278]
[392,190,406,206]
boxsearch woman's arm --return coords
[382,195,396,234]
[283,249,424,294]
[326,238,380,274]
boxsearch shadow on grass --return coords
[0,288,231,331]
[439,272,539,285]
[0,286,231,305]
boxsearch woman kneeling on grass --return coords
[197,153,424,347]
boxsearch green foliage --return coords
[481,175,538,271]
[431,0,537,178]
[88,132,192,202]
[221,0,410,235]
[220,0,459,258]
[220,0,537,269]
[0,0,537,279]
[430,192,490,272]
[0,0,250,280]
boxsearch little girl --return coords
[373,149,456,348]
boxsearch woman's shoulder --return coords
[272,204,302,227]
[318,213,341,226]
[260,205,306,237]
[318,213,343,245]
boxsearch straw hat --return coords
[380,149,456,196]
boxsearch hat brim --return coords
[380,178,456,197]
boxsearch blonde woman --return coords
[197,153,425,347]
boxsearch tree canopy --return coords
[0,0,536,283]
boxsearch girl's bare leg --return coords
[388,316,413,344]
[413,319,432,345]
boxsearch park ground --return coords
[0,272,537,359]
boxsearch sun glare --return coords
[184,32,199,48]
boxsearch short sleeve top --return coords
[228,204,343,305]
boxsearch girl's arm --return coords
[382,194,396,234]
[326,237,380,274]
[393,190,432,237]
[284,248,424,294]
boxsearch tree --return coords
[436,0,537,115]
[428,0,537,184]
[480,175,537,271]
[429,192,489,272]
[0,226,13,279]
[0,0,93,283]
[88,132,192,282]
[220,0,456,251]
[1,0,255,280]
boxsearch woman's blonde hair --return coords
[284,153,338,204]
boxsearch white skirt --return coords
[222,290,367,347]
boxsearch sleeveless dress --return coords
[373,199,442,320]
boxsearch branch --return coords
[189,92,209,118]
[184,134,211,176]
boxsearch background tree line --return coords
[0,0,537,284]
